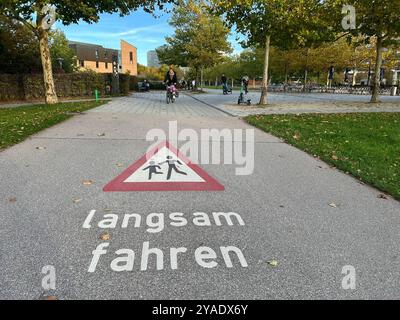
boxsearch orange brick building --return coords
[69,40,137,75]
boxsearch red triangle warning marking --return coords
[103,141,225,192]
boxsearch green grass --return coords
[0,100,107,150]
[245,113,400,200]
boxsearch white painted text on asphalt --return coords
[84,210,248,272]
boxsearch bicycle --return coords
[166,84,178,104]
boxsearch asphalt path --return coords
[1,91,400,299]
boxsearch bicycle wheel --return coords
[166,92,170,104]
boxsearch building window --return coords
[129,52,133,64]
[105,62,108,69]
[80,60,84,67]
[96,61,99,68]
[95,49,99,59]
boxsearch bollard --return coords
[94,89,99,101]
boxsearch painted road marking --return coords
[103,141,224,191]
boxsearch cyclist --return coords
[164,65,179,103]
[165,65,178,87]
[164,65,178,98]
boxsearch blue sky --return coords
[56,8,243,66]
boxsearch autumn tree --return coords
[157,0,232,89]
[328,0,400,102]
[212,0,335,104]
[0,16,76,74]
[0,0,175,104]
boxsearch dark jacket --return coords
[165,71,177,85]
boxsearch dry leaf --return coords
[97,133,106,137]
[331,155,339,160]
[9,197,17,203]
[268,260,279,267]
[378,194,388,200]
[329,203,337,208]
[73,198,82,203]
[116,163,124,167]
[293,132,301,140]
[104,208,112,212]
[36,146,46,150]
[100,232,110,241]
[83,180,93,186]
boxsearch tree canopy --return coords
[0,0,175,103]
[157,0,232,85]
[327,0,400,102]
[211,0,336,104]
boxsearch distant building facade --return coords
[69,40,137,75]
[147,50,161,67]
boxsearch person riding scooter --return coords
[238,75,251,105]
[221,74,231,94]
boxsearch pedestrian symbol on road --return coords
[103,141,224,191]
[159,156,187,180]
[142,161,163,180]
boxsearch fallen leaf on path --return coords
[36,146,46,150]
[104,208,112,212]
[329,203,337,208]
[100,232,110,241]
[73,198,82,203]
[378,194,388,200]
[82,180,93,186]
[267,260,279,267]
[97,133,106,137]
[116,163,124,167]
[9,197,17,203]
[331,155,339,160]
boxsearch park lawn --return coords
[245,112,400,200]
[0,100,107,150]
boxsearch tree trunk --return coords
[352,70,357,86]
[259,35,271,105]
[195,67,199,90]
[304,69,308,92]
[37,17,58,104]
[285,64,288,85]
[371,36,383,103]
[200,67,204,91]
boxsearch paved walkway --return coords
[193,89,400,117]
[1,91,400,300]
[90,92,228,117]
